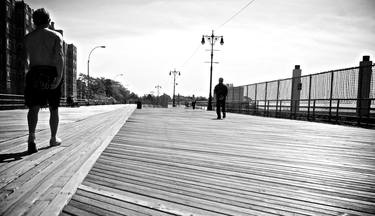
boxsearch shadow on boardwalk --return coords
[0,151,29,163]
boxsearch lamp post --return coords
[113,73,124,85]
[155,85,162,105]
[155,85,162,97]
[113,73,124,80]
[87,45,106,99]
[201,30,224,110]
[169,69,180,107]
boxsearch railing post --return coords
[264,82,268,116]
[291,65,302,118]
[246,85,249,114]
[313,99,316,120]
[276,80,280,117]
[254,83,258,115]
[240,86,243,113]
[232,86,235,103]
[279,100,283,117]
[307,75,312,120]
[329,71,334,121]
[336,99,340,123]
[356,56,372,124]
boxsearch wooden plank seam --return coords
[40,106,135,216]
[78,184,205,216]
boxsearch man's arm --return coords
[214,85,217,99]
[22,38,29,73]
[224,85,228,97]
[51,34,64,89]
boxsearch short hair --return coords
[33,8,50,26]
[219,77,224,83]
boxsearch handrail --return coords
[233,64,375,88]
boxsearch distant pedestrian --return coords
[192,94,196,110]
[214,77,228,119]
[23,8,64,154]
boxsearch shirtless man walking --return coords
[24,8,64,154]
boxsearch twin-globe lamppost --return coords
[87,45,106,99]
[169,69,180,107]
[113,73,124,85]
[201,30,224,111]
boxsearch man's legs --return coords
[49,106,59,138]
[222,100,226,118]
[27,106,40,134]
[216,101,221,119]
[49,106,62,146]
[27,106,40,153]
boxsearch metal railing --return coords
[226,98,375,127]
[224,64,375,127]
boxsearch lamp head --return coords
[201,36,205,45]
[100,45,106,48]
[220,37,224,45]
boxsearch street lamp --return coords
[113,73,124,84]
[87,45,106,99]
[201,30,224,110]
[169,69,180,107]
[113,73,124,79]
[155,85,162,97]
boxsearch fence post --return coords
[264,82,268,116]
[313,99,316,120]
[276,80,280,117]
[245,85,249,114]
[336,99,340,123]
[307,75,312,120]
[279,100,283,117]
[239,86,243,113]
[356,56,372,123]
[254,83,258,114]
[291,65,302,117]
[329,71,334,121]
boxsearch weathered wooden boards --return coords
[0,104,135,215]
[62,108,375,216]
[0,105,129,144]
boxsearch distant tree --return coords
[78,73,137,103]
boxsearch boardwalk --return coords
[0,105,136,216]
[60,108,375,216]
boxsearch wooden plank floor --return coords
[62,108,375,216]
[0,105,128,144]
[0,104,136,216]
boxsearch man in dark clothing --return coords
[214,77,228,119]
[24,8,64,154]
[191,94,196,110]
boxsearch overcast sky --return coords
[26,0,375,97]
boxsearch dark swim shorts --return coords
[24,66,62,109]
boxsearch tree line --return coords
[78,73,138,103]
[78,73,206,105]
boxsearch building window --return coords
[6,39,11,50]
[6,54,11,66]
[6,5,12,18]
